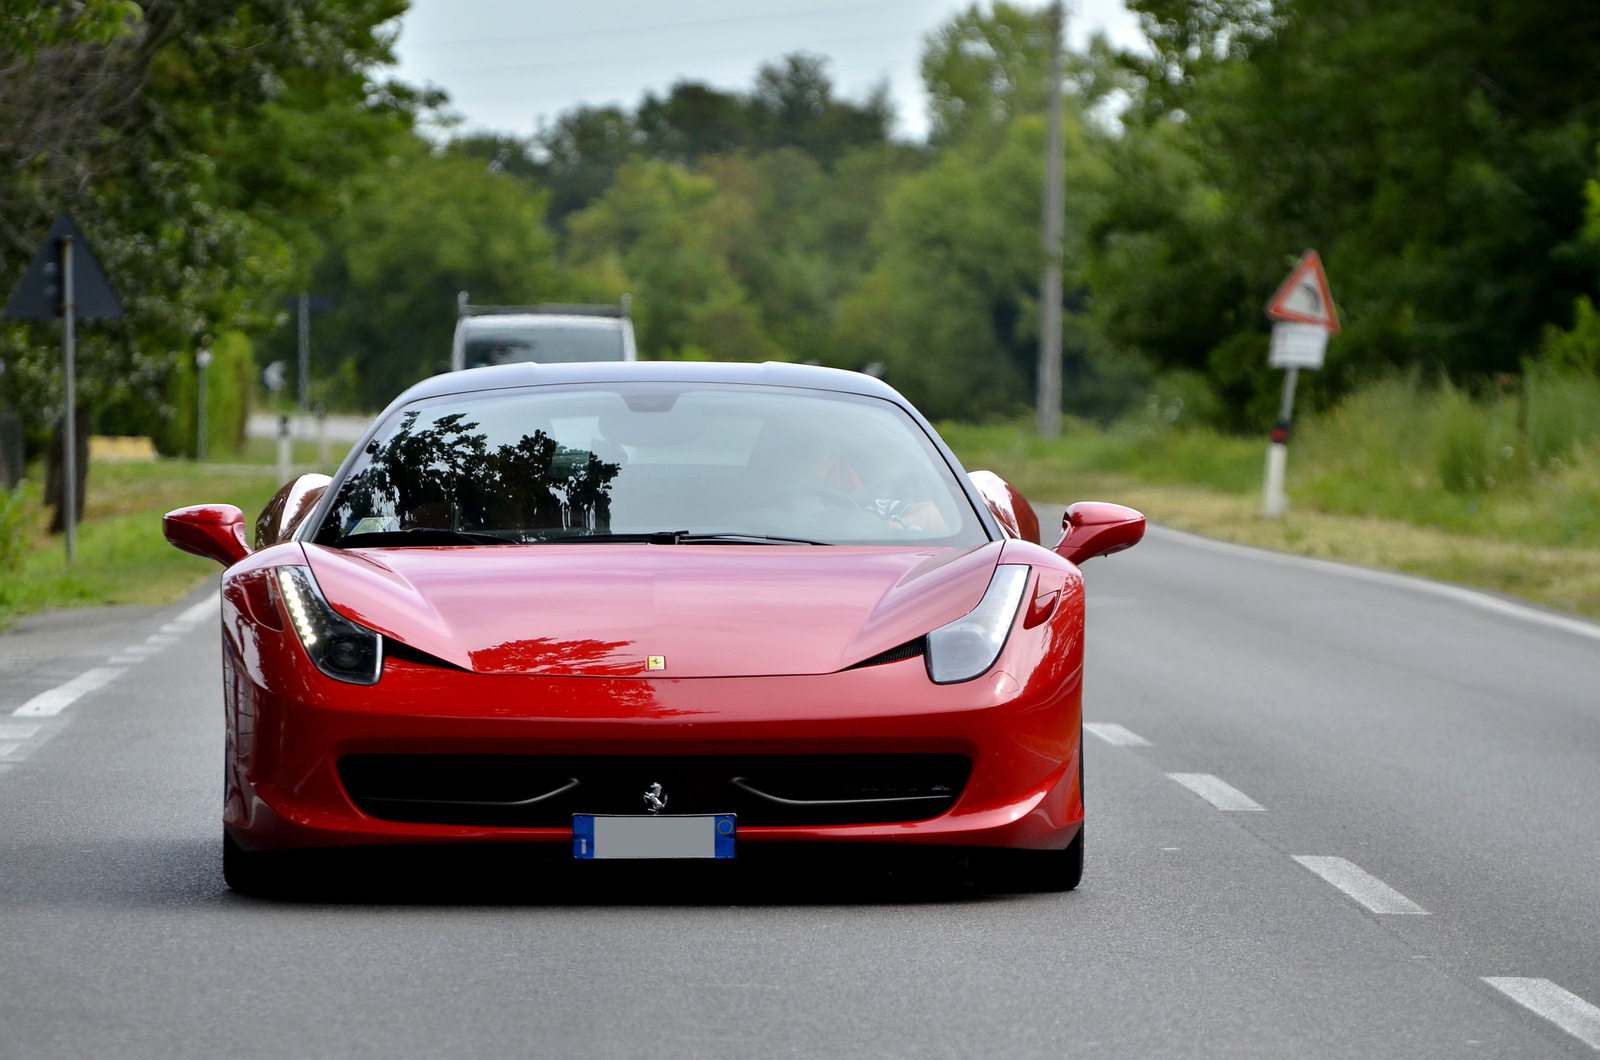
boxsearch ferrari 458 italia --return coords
[163,361,1143,892]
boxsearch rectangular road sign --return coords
[1269,321,1329,369]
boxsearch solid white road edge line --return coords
[1167,773,1265,811]
[1084,723,1152,747]
[1146,524,1600,644]
[173,592,221,627]
[1483,978,1600,1050]
[1292,856,1428,915]
[12,667,125,717]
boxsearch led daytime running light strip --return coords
[276,568,319,646]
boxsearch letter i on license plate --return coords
[573,815,735,859]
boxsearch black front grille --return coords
[338,753,971,828]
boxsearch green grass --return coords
[0,461,283,626]
[940,370,1600,619]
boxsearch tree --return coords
[275,146,564,410]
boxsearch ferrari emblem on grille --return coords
[646,655,665,670]
[643,782,667,814]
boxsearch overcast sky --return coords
[391,0,1146,142]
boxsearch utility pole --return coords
[60,237,76,560]
[297,291,310,414]
[1035,0,1066,438]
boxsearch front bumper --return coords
[221,589,1085,855]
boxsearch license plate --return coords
[572,814,735,859]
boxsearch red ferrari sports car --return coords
[164,361,1142,892]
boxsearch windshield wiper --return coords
[672,533,828,546]
[335,528,518,548]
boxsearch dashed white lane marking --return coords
[0,724,40,740]
[108,655,145,665]
[0,742,19,758]
[1167,773,1265,811]
[1085,723,1151,747]
[12,667,125,717]
[1483,978,1600,1050]
[1292,856,1428,914]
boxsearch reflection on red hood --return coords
[303,542,1004,678]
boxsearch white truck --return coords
[451,292,637,371]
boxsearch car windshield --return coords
[463,322,624,367]
[313,383,988,548]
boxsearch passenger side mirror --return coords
[968,470,1040,544]
[1054,502,1145,565]
[255,473,332,548]
[163,504,251,567]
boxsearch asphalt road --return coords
[1,514,1598,1058]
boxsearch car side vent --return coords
[383,637,470,672]
[847,637,926,670]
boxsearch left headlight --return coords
[275,566,384,685]
[925,564,1030,684]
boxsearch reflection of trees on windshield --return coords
[322,411,621,539]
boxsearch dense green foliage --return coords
[10,0,1600,449]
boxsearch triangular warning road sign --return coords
[1266,251,1339,332]
[2,213,123,322]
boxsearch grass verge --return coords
[944,422,1600,621]
[0,462,282,626]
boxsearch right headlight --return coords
[925,564,1030,684]
[275,566,384,685]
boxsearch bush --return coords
[0,481,35,572]
[163,330,255,457]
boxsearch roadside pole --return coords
[315,403,328,468]
[1035,0,1065,438]
[1262,251,1339,518]
[60,237,75,560]
[297,292,310,414]
[195,343,213,461]
[1262,367,1298,517]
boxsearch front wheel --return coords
[223,834,278,895]
[977,828,1084,893]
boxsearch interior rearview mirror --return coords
[1054,502,1145,565]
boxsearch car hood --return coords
[303,541,1003,678]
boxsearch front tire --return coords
[977,827,1084,893]
[223,834,276,895]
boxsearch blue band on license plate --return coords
[573,814,735,859]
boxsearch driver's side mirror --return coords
[1055,502,1145,565]
[163,504,251,567]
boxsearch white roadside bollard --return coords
[277,413,292,486]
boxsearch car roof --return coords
[459,314,622,332]
[395,359,902,406]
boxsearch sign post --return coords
[1,214,124,560]
[1262,251,1339,518]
